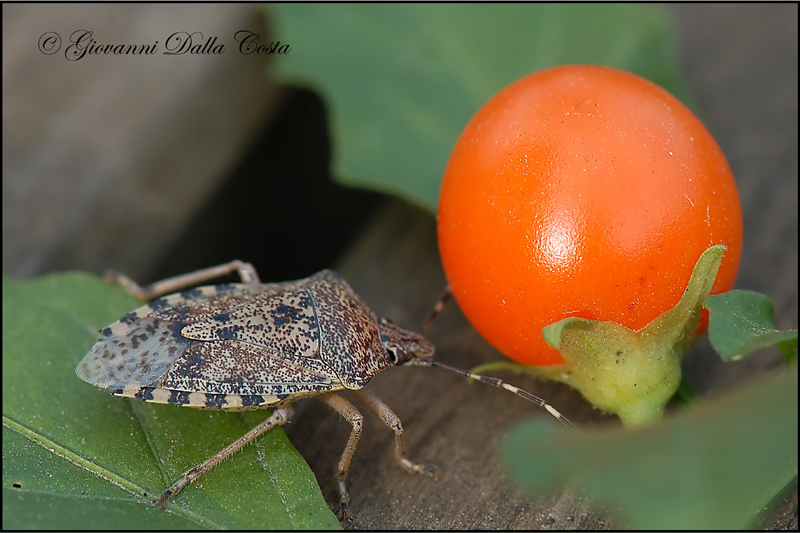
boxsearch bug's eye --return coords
[388,346,408,365]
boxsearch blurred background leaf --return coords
[705,290,798,363]
[502,366,798,530]
[2,273,340,530]
[272,3,691,212]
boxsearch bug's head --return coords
[378,318,434,365]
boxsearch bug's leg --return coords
[316,393,365,520]
[106,260,260,300]
[350,389,438,479]
[158,405,293,506]
[419,285,452,334]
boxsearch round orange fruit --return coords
[437,64,743,366]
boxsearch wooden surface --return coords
[2,4,280,280]
[3,3,797,530]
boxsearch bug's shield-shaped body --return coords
[76,270,400,409]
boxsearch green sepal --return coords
[484,245,725,426]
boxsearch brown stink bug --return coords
[76,260,573,519]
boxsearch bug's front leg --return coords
[316,393,365,520]
[157,405,294,507]
[351,389,438,479]
[106,259,260,300]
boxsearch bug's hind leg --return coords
[106,260,260,300]
[158,405,294,506]
[316,393,365,520]
[351,389,438,479]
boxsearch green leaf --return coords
[2,273,340,530]
[502,366,798,530]
[704,290,798,363]
[272,4,690,212]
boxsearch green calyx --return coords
[477,245,726,427]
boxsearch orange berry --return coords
[438,65,743,365]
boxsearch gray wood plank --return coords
[2,4,279,280]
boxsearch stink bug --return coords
[76,260,573,519]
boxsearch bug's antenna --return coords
[408,359,575,428]
[416,284,575,428]
[420,285,452,334]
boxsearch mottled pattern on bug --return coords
[76,264,439,519]
[77,270,415,409]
